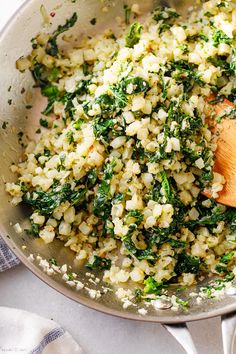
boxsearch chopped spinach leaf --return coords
[49,258,58,265]
[217,1,227,8]
[125,210,144,225]
[106,76,149,110]
[69,188,87,206]
[134,288,143,302]
[125,22,143,48]
[176,286,187,293]
[171,60,204,92]
[86,168,97,188]
[148,229,186,249]
[82,63,90,76]
[112,192,124,204]
[153,6,179,22]
[31,63,49,87]
[212,29,232,47]
[160,170,171,201]
[31,71,61,115]
[121,76,149,94]
[121,224,139,254]
[25,223,40,237]
[220,251,235,264]
[207,55,233,75]
[73,119,84,130]
[175,297,189,308]
[86,255,111,270]
[136,249,157,261]
[230,49,236,76]
[23,183,86,215]
[180,44,189,54]
[93,117,114,141]
[66,130,74,144]
[204,11,213,17]
[41,85,59,99]
[144,276,166,294]
[159,73,168,99]
[40,118,49,128]
[175,252,200,274]
[122,224,157,260]
[67,273,75,280]
[46,13,78,56]
[95,94,115,113]
[187,33,208,42]
[158,23,171,34]
[110,85,128,108]
[93,160,116,219]
[48,67,59,81]
[215,264,229,274]
[103,219,114,237]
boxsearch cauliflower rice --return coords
[6,0,236,303]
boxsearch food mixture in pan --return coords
[6,0,236,303]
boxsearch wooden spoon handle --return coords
[204,96,236,207]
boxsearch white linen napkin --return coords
[0,237,20,272]
[0,307,84,354]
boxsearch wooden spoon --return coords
[203,96,236,207]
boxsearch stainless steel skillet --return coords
[0,1,236,353]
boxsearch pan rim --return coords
[2,226,236,324]
[1,0,236,324]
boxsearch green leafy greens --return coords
[23,184,87,215]
[125,22,143,48]
[86,256,112,270]
[93,160,116,220]
[46,13,78,56]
